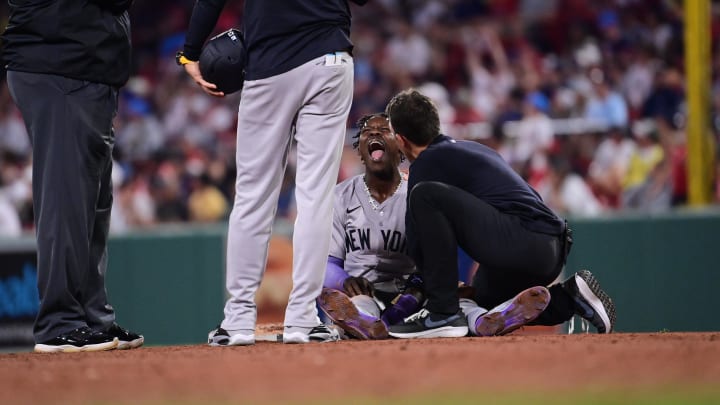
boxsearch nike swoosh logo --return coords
[346,206,361,214]
[424,314,460,328]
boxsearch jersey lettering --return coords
[346,229,359,252]
[332,176,413,282]
[381,229,406,253]
[357,228,371,250]
[345,228,371,253]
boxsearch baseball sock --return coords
[350,294,381,318]
[459,298,487,336]
[381,294,421,325]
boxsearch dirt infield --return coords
[1,329,718,405]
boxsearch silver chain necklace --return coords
[362,174,403,214]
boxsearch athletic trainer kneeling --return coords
[385,89,616,339]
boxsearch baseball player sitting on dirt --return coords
[317,113,421,339]
[317,113,557,340]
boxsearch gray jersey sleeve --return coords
[329,175,415,294]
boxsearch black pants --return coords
[7,71,118,342]
[407,181,575,325]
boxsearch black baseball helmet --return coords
[199,28,246,95]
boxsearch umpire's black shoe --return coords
[106,323,144,349]
[388,309,468,339]
[34,326,118,353]
[562,270,616,333]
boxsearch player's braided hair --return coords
[352,113,388,149]
[352,113,405,162]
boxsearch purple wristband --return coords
[324,256,349,291]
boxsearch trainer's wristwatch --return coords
[175,51,194,66]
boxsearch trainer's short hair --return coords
[385,89,440,147]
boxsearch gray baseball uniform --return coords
[222,52,354,333]
[329,174,415,295]
[182,0,367,343]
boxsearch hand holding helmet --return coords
[179,28,246,97]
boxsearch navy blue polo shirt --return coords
[407,135,564,236]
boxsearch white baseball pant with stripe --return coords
[221,52,354,333]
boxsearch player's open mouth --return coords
[368,139,386,162]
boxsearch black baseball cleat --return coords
[34,326,118,353]
[106,323,144,349]
[208,326,230,346]
[563,270,616,333]
[388,309,468,339]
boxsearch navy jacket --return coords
[2,0,132,87]
[184,0,367,81]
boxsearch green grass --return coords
[91,386,720,405]
[306,388,720,405]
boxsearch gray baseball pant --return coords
[221,52,354,332]
[6,71,117,343]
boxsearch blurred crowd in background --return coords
[1,0,720,237]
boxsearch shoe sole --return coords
[117,336,145,350]
[575,270,616,333]
[475,286,551,336]
[284,331,339,344]
[208,330,255,346]
[229,333,255,345]
[388,325,469,339]
[318,289,388,340]
[282,329,340,344]
[34,338,119,353]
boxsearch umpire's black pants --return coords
[407,181,575,325]
[7,71,117,343]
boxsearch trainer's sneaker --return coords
[317,288,388,340]
[474,286,551,336]
[208,326,255,346]
[388,309,468,339]
[283,324,341,344]
[106,323,144,350]
[562,270,616,333]
[34,326,118,353]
